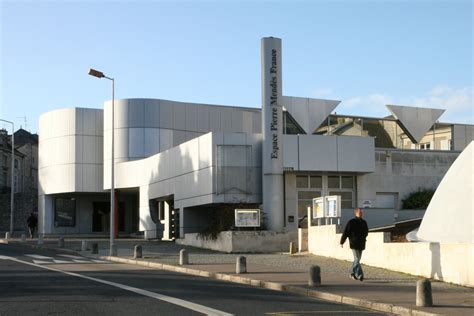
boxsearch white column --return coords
[261,37,284,231]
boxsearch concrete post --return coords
[236,256,247,274]
[261,37,284,231]
[110,244,117,256]
[289,241,296,254]
[81,240,89,251]
[5,232,10,240]
[58,236,64,248]
[20,234,26,242]
[416,279,433,307]
[179,249,188,265]
[134,245,143,259]
[91,243,99,254]
[37,234,43,245]
[309,265,321,286]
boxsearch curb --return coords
[3,240,439,316]
[98,255,439,316]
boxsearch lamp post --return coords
[0,119,14,235]
[88,68,116,256]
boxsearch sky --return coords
[0,0,472,133]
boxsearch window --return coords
[328,176,340,188]
[2,155,7,167]
[14,159,18,169]
[54,198,76,227]
[310,176,322,188]
[420,143,431,150]
[296,176,308,188]
[341,176,354,189]
[329,191,353,208]
[295,175,356,226]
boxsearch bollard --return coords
[5,232,10,240]
[236,256,247,274]
[179,249,189,265]
[81,240,89,251]
[91,243,99,254]
[289,242,296,254]
[37,234,44,245]
[110,244,117,256]
[309,265,321,286]
[21,234,26,242]
[58,236,65,248]
[134,245,143,259]
[416,279,433,307]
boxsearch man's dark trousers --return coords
[351,249,363,279]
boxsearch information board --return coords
[312,197,325,219]
[235,209,261,227]
[325,195,341,218]
[312,195,341,219]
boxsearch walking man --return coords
[340,208,368,281]
[26,213,38,239]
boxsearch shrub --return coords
[402,189,435,209]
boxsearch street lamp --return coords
[0,119,14,236]
[88,68,117,256]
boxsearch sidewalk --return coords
[4,238,473,315]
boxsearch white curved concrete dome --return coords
[416,141,473,243]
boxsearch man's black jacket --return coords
[340,217,369,250]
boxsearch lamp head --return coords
[88,68,105,78]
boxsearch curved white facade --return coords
[417,141,474,243]
[39,108,104,194]
[102,98,261,189]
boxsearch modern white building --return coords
[38,37,474,242]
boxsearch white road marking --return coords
[53,260,71,264]
[25,254,53,259]
[92,260,108,263]
[32,260,51,265]
[0,255,233,316]
[58,254,84,259]
[72,259,91,263]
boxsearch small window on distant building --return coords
[420,143,431,150]
[14,159,19,169]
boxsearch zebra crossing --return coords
[24,254,108,265]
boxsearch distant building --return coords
[0,128,39,232]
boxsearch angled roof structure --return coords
[386,104,445,143]
[283,96,340,134]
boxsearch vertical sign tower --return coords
[261,37,284,231]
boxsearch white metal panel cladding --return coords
[216,145,254,195]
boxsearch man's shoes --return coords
[359,275,364,282]
[350,274,358,280]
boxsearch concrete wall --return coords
[103,98,261,189]
[357,149,459,209]
[177,230,298,253]
[283,135,375,172]
[308,225,473,287]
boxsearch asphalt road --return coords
[0,243,386,316]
